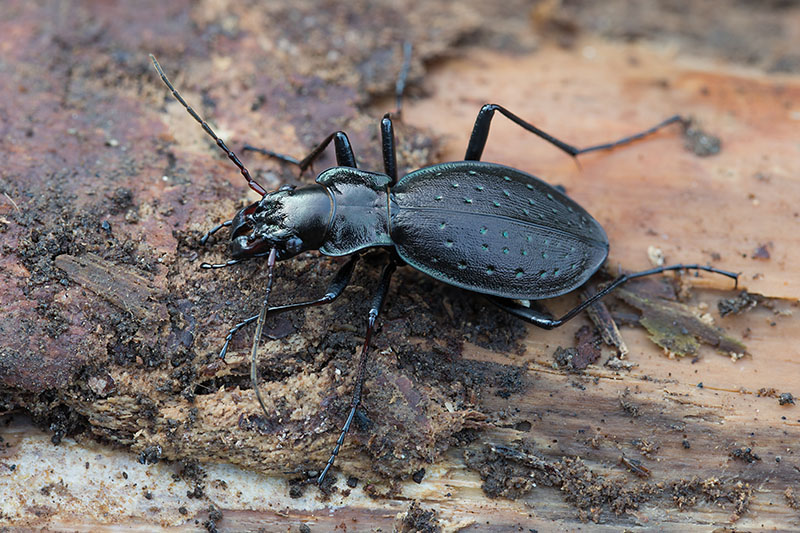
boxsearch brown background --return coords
[1,0,799,531]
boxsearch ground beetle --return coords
[150,49,738,484]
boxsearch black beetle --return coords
[150,52,737,484]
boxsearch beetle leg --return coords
[250,249,279,428]
[377,42,413,186]
[490,264,739,330]
[244,131,358,174]
[215,255,361,360]
[199,219,232,245]
[381,114,398,185]
[318,259,396,485]
[487,297,562,329]
[393,41,413,119]
[464,103,685,162]
[200,258,244,269]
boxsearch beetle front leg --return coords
[200,219,232,245]
[214,255,361,360]
[464,103,685,162]
[244,131,358,174]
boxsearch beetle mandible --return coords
[150,50,737,484]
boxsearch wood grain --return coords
[1,2,799,531]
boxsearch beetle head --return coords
[229,186,330,261]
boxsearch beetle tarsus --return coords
[242,145,302,166]
[200,259,242,269]
[200,219,233,245]
[245,131,358,177]
[393,41,413,119]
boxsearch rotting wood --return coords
[1,1,799,530]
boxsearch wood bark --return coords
[1,1,799,531]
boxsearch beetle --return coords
[150,52,737,484]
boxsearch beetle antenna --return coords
[149,54,268,196]
[251,248,278,420]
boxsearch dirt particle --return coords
[109,187,134,215]
[288,481,305,499]
[632,438,660,458]
[397,501,441,533]
[779,392,795,406]
[786,487,800,512]
[553,346,580,373]
[572,325,602,370]
[619,389,640,418]
[39,405,86,445]
[464,443,558,500]
[515,420,532,432]
[180,460,206,499]
[730,446,761,463]
[619,456,651,478]
[682,120,721,156]
[752,243,772,260]
[718,291,764,317]
[202,505,223,533]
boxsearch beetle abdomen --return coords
[390,161,609,300]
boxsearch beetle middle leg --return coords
[488,264,738,329]
[464,103,685,162]
[318,258,397,484]
[213,254,361,360]
[380,114,399,185]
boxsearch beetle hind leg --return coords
[487,297,561,330]
[464,103,686,162]
[489,264,739,330]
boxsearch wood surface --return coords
[1,1,799,531]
